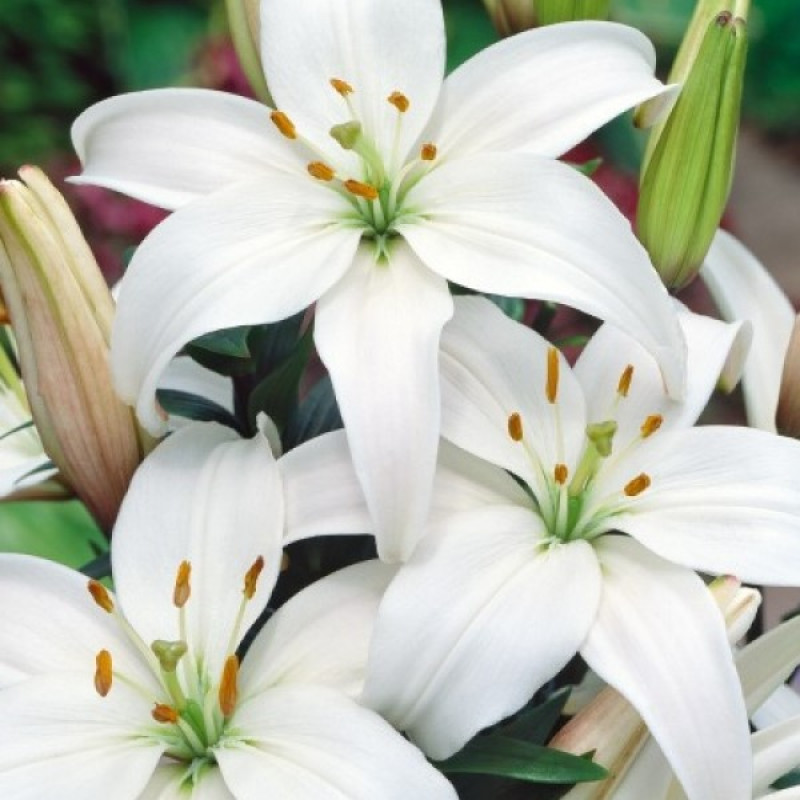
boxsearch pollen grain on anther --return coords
[554,463,568,485]
[640,414,663,438]
[388,91,410,112]
[243,556,265,600]
[508,411,524,442]
[344,179,379,201]
[421,143,437,161]
[617,364,634,397]
[330,77,354,96]
[219,655,239,717]
[94,649,113,697]
[546,347,560,404]
[152,703,179,724]
[173,561,191,608]
[270,111,297,139]
[307,161,335,182]
[624,473,652,497]
[88,579,113,613]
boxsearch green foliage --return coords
[443,0,498,72]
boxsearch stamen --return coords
[94,649,113,697]
[307,161,335,182]
[270,111,297,139]
[640,414,663,438]
[243,556,265,600]
[330,78,354,96]
[151,640,188,673]
[624,473,652,497]
[218,655,239,717]
[586,420,618,458]
[387,91,410,112]
[330,121,362,151]
[173,561,191,608]
[554,464,568,485]
[88,580,113,613]
[344,179,379,201]
[507,412,524,442]
[617,365,634,397]
[420,143,437,161]
[152,703,179,724]
[546,347,559,404]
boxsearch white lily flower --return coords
[0,421,455,798]
[71,0,685,561]
[364,296,800,799]
[700,229,796,433]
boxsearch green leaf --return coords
[284,376,343,450]
[249,313,306,374]
[80,551,111,580]
[190,327,251,358]
[501,688,571,744]
[571,156,604,177]
[443,0,498,72]
[487,294,527,322]
[436,737,607,784]
[0,500,106,568]
[156,388,242,432]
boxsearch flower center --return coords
[88,556,265,780]
[506,353,660,543]
[270,78,439,260]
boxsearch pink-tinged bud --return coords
[483,0,609,35]
[0,167,152,531]
[777,315,800,439]
[223,0,271,103]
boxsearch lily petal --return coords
[111,422,283,680]
[440,295,586,498]
[240,560,395,699]
[140,765,235,799]
[111,176,361,434]
[401,152,686,398]
[596,427,800,585]
[581,536,750,800]
[701,230,795,432]
[315,241,453,563]
[278,430,372,544]
[427,21,671,161]
[218,685,456,799]
[574,305,750,446]
[363,507,602,760]
[261,0,445,167]
[71,89,303,210]
[752,716,800,797]
[0,555,157,691]
[0,672,164,800]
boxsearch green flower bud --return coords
[483,0,608,36]
[637,3,748,290]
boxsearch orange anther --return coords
[173,561,191,609]
[270,111,297,139]
[344,179,379,201]
[88,580,113,613]
[554,464,568,485]
[152,703,179,724]
[243,556,265,600]
[219,655,239,717]
[387,91,410,112]
[507,412,523,442]
[330,78,354,96]
[640,414,663,438]
[617,365,634,397]
[307,161,335,182]
[420,143,437,161]
[94,649,113,697]
[624,473,652,497]
[546,347,559,404]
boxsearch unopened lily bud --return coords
[708,574,761,644]
[637,2,748,290]
[223,0,271,103]
[483,0,608,35]
[0,167,151,531]
[777,315,800,438]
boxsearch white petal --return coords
[140,765,235,799]
[738,615,800,715]
[363,507,602,760]
[278,430,372,544]
[315,242,453,563]
[753,685,800,731]
[240,560,394,699]
[71,89,304,209]
[581,536,751,800]
[218,685,456,799]
[0,554,158,691]
[752,716,800,796]
[701,230,795,432]
[0,455,54,498]
[111,422,283,679]
[429,439,533,524]
[427,21,670,160]
[440,295,586,499]
[595,427,800,584]
[402,153,686,398]
[574,305,750,447]
[157,356,233,428]
[0,672,164,800]
[261,0,445,167]
[111,176,361,434]
[603,737,675,800]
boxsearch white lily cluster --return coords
[1,0,800,798]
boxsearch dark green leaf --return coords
[501,688,571,744]
[284,376,343,450]
[436,736,607,784]
[156,389,242,432]
[248,313,306,374]
[487,294,527,322]
[80,551,111,580]
[570,157,604,177]
[190,327,251,359]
